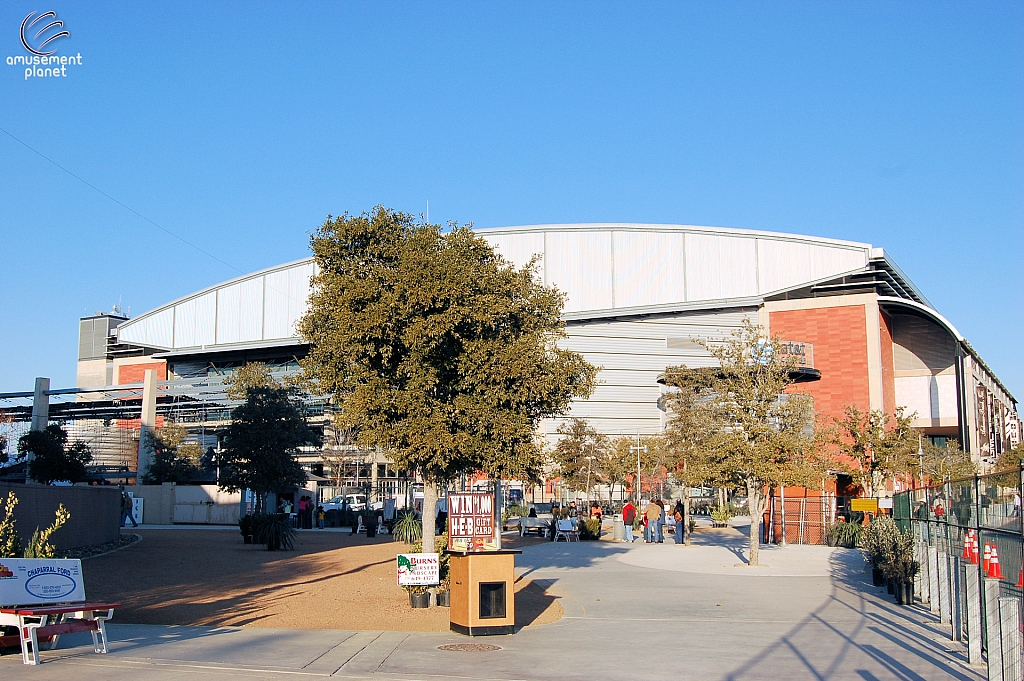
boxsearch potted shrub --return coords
[886,528,919,605]
[435,576,450,607]
[392,510,422,544]
[861,517,897,586]
[238,514,254,544]
[826,519,863,548]
[406,585,430,608]
[710,505,733,528]
[253,513,295,551]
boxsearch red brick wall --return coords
[117,361,166,384]
[769,305,870,422]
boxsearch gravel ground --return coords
[83,529,561,632]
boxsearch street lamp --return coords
[629,431,647,505]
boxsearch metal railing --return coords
[894,468,1023,678]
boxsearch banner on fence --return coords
[0,559,85,606]
[851,498,879,513]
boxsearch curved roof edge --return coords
[118,257,315,334]
[478,223,873,251]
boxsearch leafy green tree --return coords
[298,207,596,557]
[830,405,918,496]
[919,439,976,482]
[225,362,281,400]
[552,418,608,499]
[142,422,203,484]
[18,425,92,485]
[218,386,321,514]
[661,320,822,567]
[995,443,1024,474]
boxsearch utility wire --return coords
[0,124,246,277]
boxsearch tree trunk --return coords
[420,480,437,606]
[421,480,437,554]
[746,476,762,567]
[683,486,692,545]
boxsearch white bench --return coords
[0,558,119,665]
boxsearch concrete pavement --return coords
[0,528,982,680]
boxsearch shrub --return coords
[252,513,295,551]
[392,510,422,544]
[826,520,863,548]
[238,513,253,538]
[861,516,899,567]
[710,505,733,527]
[578,517,602,540]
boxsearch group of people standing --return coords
[620,499,687,544]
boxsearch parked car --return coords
[322,494,367,512]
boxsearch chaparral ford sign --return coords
[0,559,85,606]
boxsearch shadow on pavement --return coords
[723,549,979,681]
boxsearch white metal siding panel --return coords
[238,277,264,343]
[484,232,546,278]
[757,238,868,294]
[174,292,216,348]
[684,233,757,301]
[216,283,242,345]
[118,307,174,348]
[545,231,613,313]
[286,263,313,336]
[612,231,687,308]
[263,269,292,339]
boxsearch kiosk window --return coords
[479,582,506,619]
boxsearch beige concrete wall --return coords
[0,483,120,550]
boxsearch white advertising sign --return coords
[0,559,86,606]
[397,553,439,586]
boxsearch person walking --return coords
[644,499,661,543]
[120,488,138,528]
[317,505,325,529]
[655,499,666,543]
[673,501,686,545]
[622,500,637,543]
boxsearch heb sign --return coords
[0,559,85,606]
[397,553,439,586]
[447,492,495,552]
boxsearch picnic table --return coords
[0,558,120,665]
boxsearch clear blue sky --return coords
[1,2,1021,398]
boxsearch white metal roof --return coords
[116,224,885,351]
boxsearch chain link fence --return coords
[894,468,1023,679]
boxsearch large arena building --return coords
[75,224,1019,488]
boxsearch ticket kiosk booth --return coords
[446,491,519,636]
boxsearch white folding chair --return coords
[554,519,579,542]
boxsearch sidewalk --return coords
[2,531,982,680]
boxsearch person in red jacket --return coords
[621,500,637,543]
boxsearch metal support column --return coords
[136,369,158,481]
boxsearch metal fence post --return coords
[938,549,951,624]
[966,564,983,665]
[929,546,941,614]
[949,554,962,639]
[986,578,1004,681]
[998,597,1021,681]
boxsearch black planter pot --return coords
[366,525,376,538]
[886,578,895,595]
[409,591,430,608]
[435,590,450,607]
[243,535,252,544]
[899,581,914,606]
[871,567,884,587]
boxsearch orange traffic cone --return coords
[973,534,981,565]
[983,542,991,572]
[1016,566,1023,588]
[989,546,1004,580]
[962,535,972,560]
